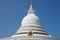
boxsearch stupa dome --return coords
[21,14,40,26]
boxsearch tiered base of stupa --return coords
[11,34,55,40]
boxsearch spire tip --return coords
[27,0,35,14]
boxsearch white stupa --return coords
[11,1,53,40]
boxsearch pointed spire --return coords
[28,0,35,14]
[30,0,32,9]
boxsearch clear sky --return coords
[0,0,60,38]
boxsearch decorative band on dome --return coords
[20,26,43,29]
[16,32,48,35]
[19,29,45,32]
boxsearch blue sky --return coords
[0,0,60,38]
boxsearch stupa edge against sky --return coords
[0,0,60,38]
[10,0,53,40]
